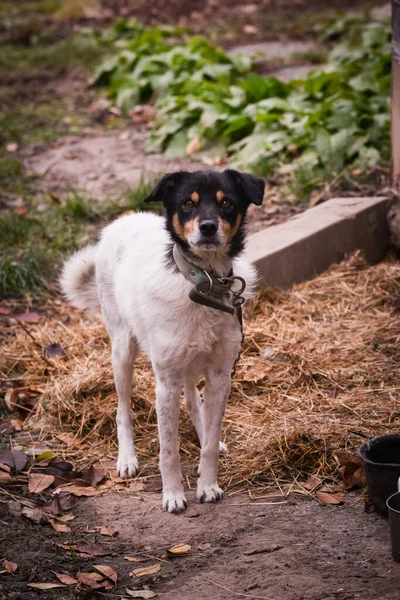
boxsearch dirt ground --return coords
[1,490,399,600]
[1,1,395,599]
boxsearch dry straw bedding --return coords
[2,252,400,492]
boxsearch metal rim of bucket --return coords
[359,434,400,468]
[387,491,400,515]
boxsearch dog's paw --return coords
[219,441,229,455]
[116,454,139,479]
[162,490,188,514]
[197,482,224,504]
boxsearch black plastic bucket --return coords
[359,434,400,515]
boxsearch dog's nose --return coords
[199,220,218,236]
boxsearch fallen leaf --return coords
[336,451,360,466]
[14,205,28,215]
[49,491,78,514]
[240,362,267,383]
[186,136,203,156]
[4,388,19,411]
[0,305,12,315]
[0,464,12,477]
[86,465,106,487]
[16,312,40,324]
[143,480,162,492]
[76,543,110,557]
[57,542,77,551]
[45,460,74,477]
[36,450,55,462]
[53,572,78,585]
[126,590,157,599]
[130,564,161,578]
[99,526,117,537]
[27,583,67,589]
[56,514,75,523]
[29,473,55,494]
[0,421,15,435]
[124,556,148,563]
[22,506,49,525]
[2,559,17,573]
[0,450,28,473]
[6,142,18,152]
[93,565,118,584]
[57,484,99,497]
[49,518,70,533]
[243,24,259,34]
[77,572,111,590]
[167,543,191,555]
[315,491,345,505]
[303,475,323,491]
[43,343,66,360]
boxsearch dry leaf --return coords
[93,565,118,584]
[130,563,161,577]
[57,542,77,551]
[43,343,66,360]
[29,473,55,494]
[303,475,323,491]
[167,543,191,555]
[27,583,67,590]
[86,465,106,487]
[100,526,117,537]
[124,556,148,563]
[2,559,17,573]
[49,518,70,533]
[53,572,78,585]
[56,484,99,497]
[186,136,203,156]
[16,312,40,324]
[56,514,75,523]
[77,572,105,589]
[0,450,28,473]
[0,305,12,315]
[315,491,345,505]
[22,506,48,524]
[126,590,157,599]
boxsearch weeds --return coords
[93,13,390,201]
[0,180,161,299]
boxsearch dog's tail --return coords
[60,245,100,313]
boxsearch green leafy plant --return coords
[93,14,390,201]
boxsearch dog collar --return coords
[172,244,246,315]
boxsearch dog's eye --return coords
[183,200,195,209]
[221,199,232,209]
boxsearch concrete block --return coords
[245,196,390,289]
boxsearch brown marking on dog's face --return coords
[219,213,243,242]
[172,213,185,241]
[216,190,225,202]
[191,191,200,203]
[172,213,199,242]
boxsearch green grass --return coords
[0,179,161,299]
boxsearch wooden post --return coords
[393,1,400,193]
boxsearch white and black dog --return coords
[61,169,264,513]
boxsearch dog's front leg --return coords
[155,371,187,513]
[197,368,231,503]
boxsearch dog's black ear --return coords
[143,172,188,204]
[225,169,265,206]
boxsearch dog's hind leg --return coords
[184,381,228,455]
[111,329,139,479]
[155,368,187,513]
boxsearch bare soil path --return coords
[1,491,398,600]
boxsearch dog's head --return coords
[144,169,264,257]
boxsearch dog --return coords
[61,169,264,513]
